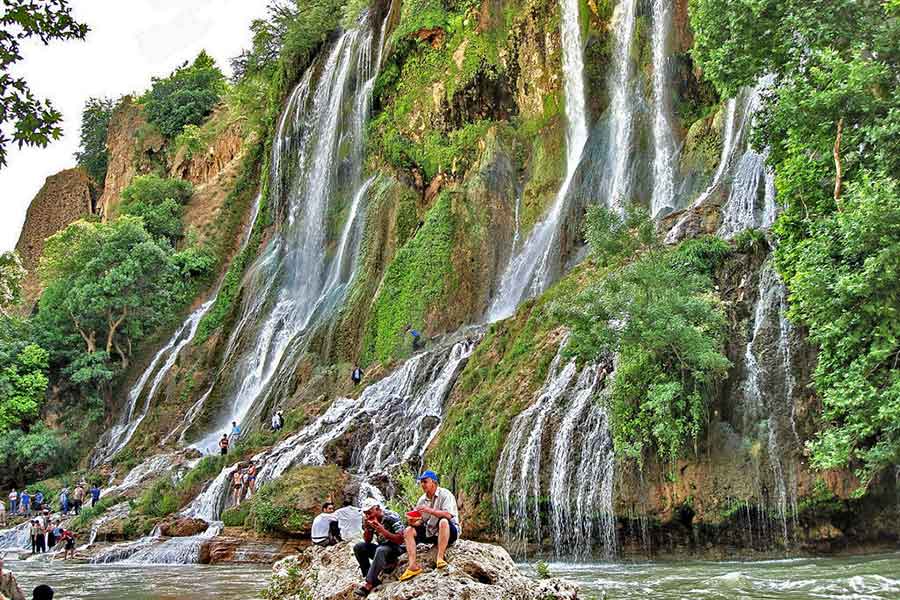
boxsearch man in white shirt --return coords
[399,470,461,581]
[311,502,342,547]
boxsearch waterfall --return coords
[665,76,774,243]
[741,262,800,547]
[191,13,385,452]
[484,0,589,322]
[650,0,677,217]
[605,0,638,213]
[0,521,31,551]
[493,337,615,557]
[101,452,183,498]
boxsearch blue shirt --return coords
[91,487,100,500]
[21,492,30,505]
[34,492,43,505]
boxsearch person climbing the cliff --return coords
[58,488,68,516]
[353,498,405,597]
[90,483,100,508]
[71,484,84,516]
[312,502,343,547]
[351,364,364,386]
[219,433,229,456]
[271,410,284,431]
[404,325,423,352]
[399,470,461,581]
[231,467,244,506]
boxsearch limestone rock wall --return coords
[14,167,95,311]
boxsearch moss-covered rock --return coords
[244,464,347,537]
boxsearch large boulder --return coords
[159,516,209,538]
[267,540,579,600]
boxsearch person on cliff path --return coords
[353,498,405,597]
[271,410,282,431]
[20,489,30,516]
[58,489,68,516]
[71,484,84,516]
[219,434,229,456]
[33,491,43,512]
[351,364,364,386]
[404,325,423,352]
[231,421,241,442]
[231,468,244,506]
[399,470,461,581]
[7,489,16,516]
[90,483,100,508]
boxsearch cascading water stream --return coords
[484,0,589,322]
[604,0,638,213]
[191,13,385,452]
[650,0,677,217]
[741,262,800,547]
[493,337,616,557]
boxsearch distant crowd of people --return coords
[5,482,100,523]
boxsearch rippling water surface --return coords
[5,552,900,599]
[523,553,900,599]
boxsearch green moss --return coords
[244,465,345,535]
[222,504,250,527]
[362,193,457,363]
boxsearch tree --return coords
[557,208,732,466]
[142,50,225,138]
[118,174,193,244]
[74,96,115,185]
[37,217,184,370]
[690,0,900,486]
[0,0,89,167]
[0,250,25,316]
[0,337,49,431]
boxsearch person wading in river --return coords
[399,470,461,581]
[353,498,405,597]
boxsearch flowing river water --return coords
[5,553,900,599]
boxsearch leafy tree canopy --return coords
[142,50,225,138]
[690,0,900,484]
[0,0,88,167]
[0,250,25,316]
[119,174,193,244]
[0,317,48,431]
[74,96,115,185]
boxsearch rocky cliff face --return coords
[14,167,95,311]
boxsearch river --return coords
[4,553,900,599]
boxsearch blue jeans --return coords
[8,500,16,514]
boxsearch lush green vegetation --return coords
[118,175,195,245]
[74,96,115,185]
[142,51,225,138]
[0,251,24,315]
[0,0,88,167]
[558,207,732,466]
[244,465,345,535]
[691,0,900,486]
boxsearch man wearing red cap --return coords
[399,470,460,581]
[353,497,405,597]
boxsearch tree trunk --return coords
[834,117,844,209]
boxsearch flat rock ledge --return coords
[268,539,580,600]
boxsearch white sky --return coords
[0,0,269,251]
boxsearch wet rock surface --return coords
[268,539,579,600]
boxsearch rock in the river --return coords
[268,539,579,599]
[159,516,209,538]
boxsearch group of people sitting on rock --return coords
[311,470,460,598]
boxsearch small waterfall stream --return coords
[493,338,615,557]
[740,262,801,547]
[604,0,638,213]
[485,0,589,321]
[650,0,677,217]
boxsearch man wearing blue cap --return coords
[399,470,460,581]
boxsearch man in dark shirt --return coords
[353,498,405,597]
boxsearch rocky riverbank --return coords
[267,540,579,600]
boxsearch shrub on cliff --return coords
[558,207,731,467]
[119,175,193,244]
[142,50,225,138]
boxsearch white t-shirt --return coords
[311,513,337,542]
[416,487,461,537]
